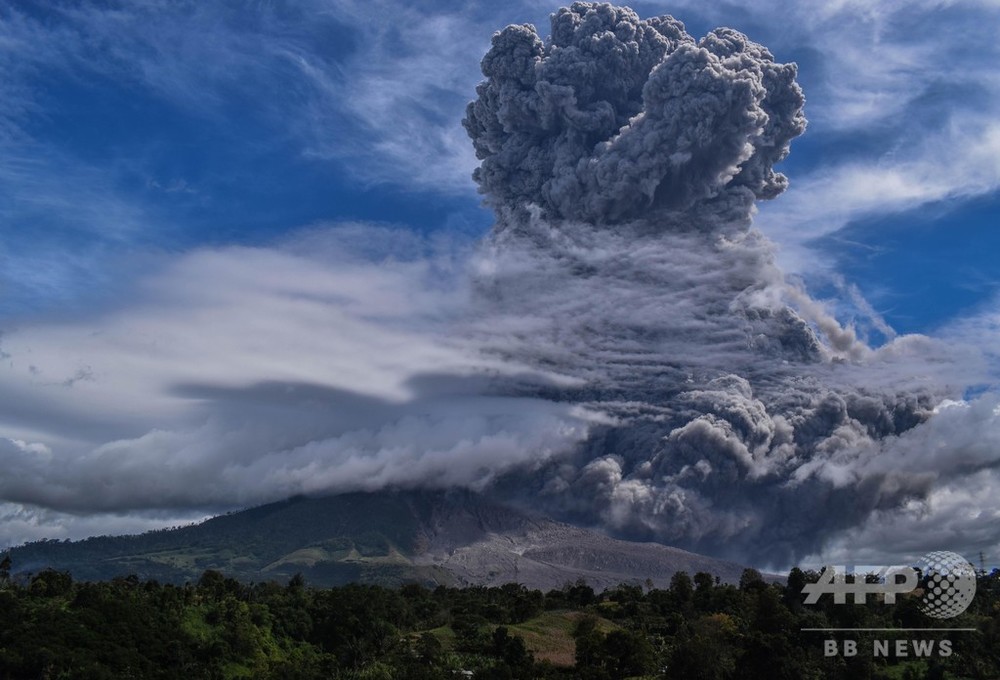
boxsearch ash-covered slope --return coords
[419,520,750,591]
[6,489,750,590]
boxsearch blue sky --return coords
[1,0,999,564]
[2,0,997,331]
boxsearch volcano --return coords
[6,489,755,590]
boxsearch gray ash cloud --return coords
[1,2,993,566]
[463,2,966,565]
[463,2,805,228]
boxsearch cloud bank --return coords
[0,225,602,545]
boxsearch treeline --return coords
[1,563,999,679]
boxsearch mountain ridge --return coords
[6,489,755,590]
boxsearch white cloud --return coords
[296,2,489,191]
[759,118,1000,270]
[0,502,210,551]
[2,226,475,425]
[793,394,1000,567]
[0,224,597,519]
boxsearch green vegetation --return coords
[5,493,454,587]
[1,562,998,679]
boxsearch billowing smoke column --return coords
[464,2,805,229]
[463,3,955,565]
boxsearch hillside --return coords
[6,489,751,589]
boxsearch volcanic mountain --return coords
[5,489,753,590]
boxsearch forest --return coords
[1,557,998,680]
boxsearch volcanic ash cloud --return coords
[464,2,805,229]
[463,2,986,565]
[1,2,993,565]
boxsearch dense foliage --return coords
[1,560,998,679]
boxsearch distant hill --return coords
[5,489,753,590]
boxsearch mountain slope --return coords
[6,489,751,590]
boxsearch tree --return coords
[739,568,766,593]
[491,626,533,678]
[670,571,695,611]
[416,632,443,664]
[694,572,715,612]
[29,569,73,598]
[566,579,596,607]
[602,629,656,677]
[0,554,11,585]
[785,568,807,610]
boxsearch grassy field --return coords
[422,610,619,667]
[509,610,619,666]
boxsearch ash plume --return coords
[463,2,805,229]
[462,2,982,565]
[1,2,994,567]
